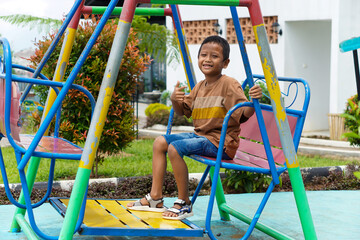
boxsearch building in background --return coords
[165,0,360,135]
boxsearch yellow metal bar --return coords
[61,199,126,228]
[41,28,77,133]
[99,200,149,228]
[60,199,191,229]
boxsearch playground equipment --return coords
[0,0,317,239]
[340,36,360,97]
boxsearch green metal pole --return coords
[248,1,317,239]
[14,214,40,240]
[149,0,241,6]
[10,2,83,232]
[209,167,230,221]
[58,0,136,238]
[91,7,166,16]
[288,167,317,239]
[10,157,41,232]
[220,204,295,240]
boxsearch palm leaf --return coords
[0,14,62,33]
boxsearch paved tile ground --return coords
[1,191,359,239]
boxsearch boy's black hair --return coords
[198,35,230,61]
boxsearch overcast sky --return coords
[0,0,75,52]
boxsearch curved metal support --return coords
[18,167,86,240]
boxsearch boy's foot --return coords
[127,193,166,212]
[162,199,193,220]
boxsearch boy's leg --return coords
[168,144,190,202]
[162,144,191,218]
[127,136,168,208]
[162,135,225,219]
[150,136,169,199]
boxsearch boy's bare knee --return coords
[167,144,180,159]
[153,136,168,152]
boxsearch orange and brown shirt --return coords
[181,75,249,158]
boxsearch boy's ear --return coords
[223,58,230,69]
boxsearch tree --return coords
[28,17,151,177]
[0,13,179,65]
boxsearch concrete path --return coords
[1,191,359,239]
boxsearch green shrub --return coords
[341,94,360,147]
[144,103,193,128]
[28,16,151,176]
[144,103,170,117]
[223,169,272,193]
[160,90,171,105]
[145,109,170,126]
[243,81,271,105]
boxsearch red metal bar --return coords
[69,0,85,29]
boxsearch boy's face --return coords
[198,42,230,79]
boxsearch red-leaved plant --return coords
[28,16,151,176]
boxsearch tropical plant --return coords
[28,16,151,177]
[223,169,273,193]
[341,94,360,147]
[145,103,171,117]
[243,81,271,105]
[144,103,193,127]
[0,13,179,65]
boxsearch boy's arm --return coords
[243,85,263,118]
[170,81,187,116]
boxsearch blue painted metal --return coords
[241,181,276,239]
[170,5,196,89]
[166,108,175,135]
[340,37,360,98]
[191,165,211,205]
[0,3,100,237]
[48,197,204,238]
[15,0,118,172]
[188,75,310,240]
[231,7,279,185]
[79,226,204,237]
[339,36,360,52]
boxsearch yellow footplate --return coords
[49,197,204,238]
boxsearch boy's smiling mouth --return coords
[203,64,213,68]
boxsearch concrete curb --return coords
[298,145,360,158]
[300,138,351,148]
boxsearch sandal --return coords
[127,193,167,212]
[162,199,193,220]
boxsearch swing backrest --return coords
[236,109,299,166]
[0,78,21,142]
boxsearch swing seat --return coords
[19,135,83,156]
[0,65,88,161]
[190,109,298,171]
[183,75,310,240]
[0,35,97,224]
[0,79,82,156]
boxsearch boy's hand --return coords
[171,81,187,102]
[249,85,263,100]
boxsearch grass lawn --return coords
[0,139,358,184]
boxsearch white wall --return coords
[334,0,360,113]
[166,5,283,91]
[165,0,360,131]
[285,20,331,131]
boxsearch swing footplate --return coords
[49,197,204,237]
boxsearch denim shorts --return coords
[162,132,231,160]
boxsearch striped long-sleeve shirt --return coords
[181,75,249,158]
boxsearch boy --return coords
[127,36,262,220]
